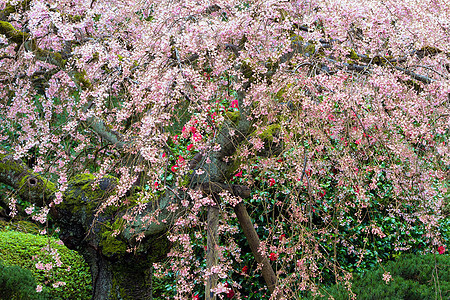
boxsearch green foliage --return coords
[138,90,449,298]
[227,153,449,297]
[310,254,450,299]
[0,230,92,300]
[0,260,50,300]
[152,275,176,299]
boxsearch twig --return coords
[299,148,308,183]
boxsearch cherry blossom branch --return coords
[408,65,449,80]
[199,181,279,297]
[0,150,184,240]
[394,66,435,84]
[299,148,308,183]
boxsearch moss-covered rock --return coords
[71,70,92,89]
[257,124,281,144]
[0,20,30,45]
[99,227,127,258]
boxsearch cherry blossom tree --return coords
[0,0,449,299]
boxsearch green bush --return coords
[0,260,50,300]
[0,231,92,300]
[310,254,450,299]
[0,220,41,234]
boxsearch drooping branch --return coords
[0,4,143,155]
[200,179,279,297]
[0,18,131,151]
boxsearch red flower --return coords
[280,234,286,241]
[438,246,446,254]
[177,155,185,165]
[211,112,217,123]
[190,126,197,134]
[269,252,278,261]
[187,144,194,151]
[162,152,166,158]
[269,178,275,186]
[192,132,202,142]
[154,182,159,188]
[235,171,242,177]
[192,294,199,300]
[171,165,179,172]
[230,99,239,109]
[242,265,248,274]
[225,283,235,298]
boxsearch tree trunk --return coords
[52,174,171,300]
[205,205,219,300]
[86,250,153,300]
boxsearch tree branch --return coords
[233,202,278,295]
[0,153,55,206]
[85,115,128,149]
[200,182,251,199]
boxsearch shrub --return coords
[0,231,92,300]
[0,260,50,300]
[310,254,450,299]
[0,220,41,234]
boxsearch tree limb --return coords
[0,153,55,206]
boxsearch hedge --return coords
[0,230,92,300]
